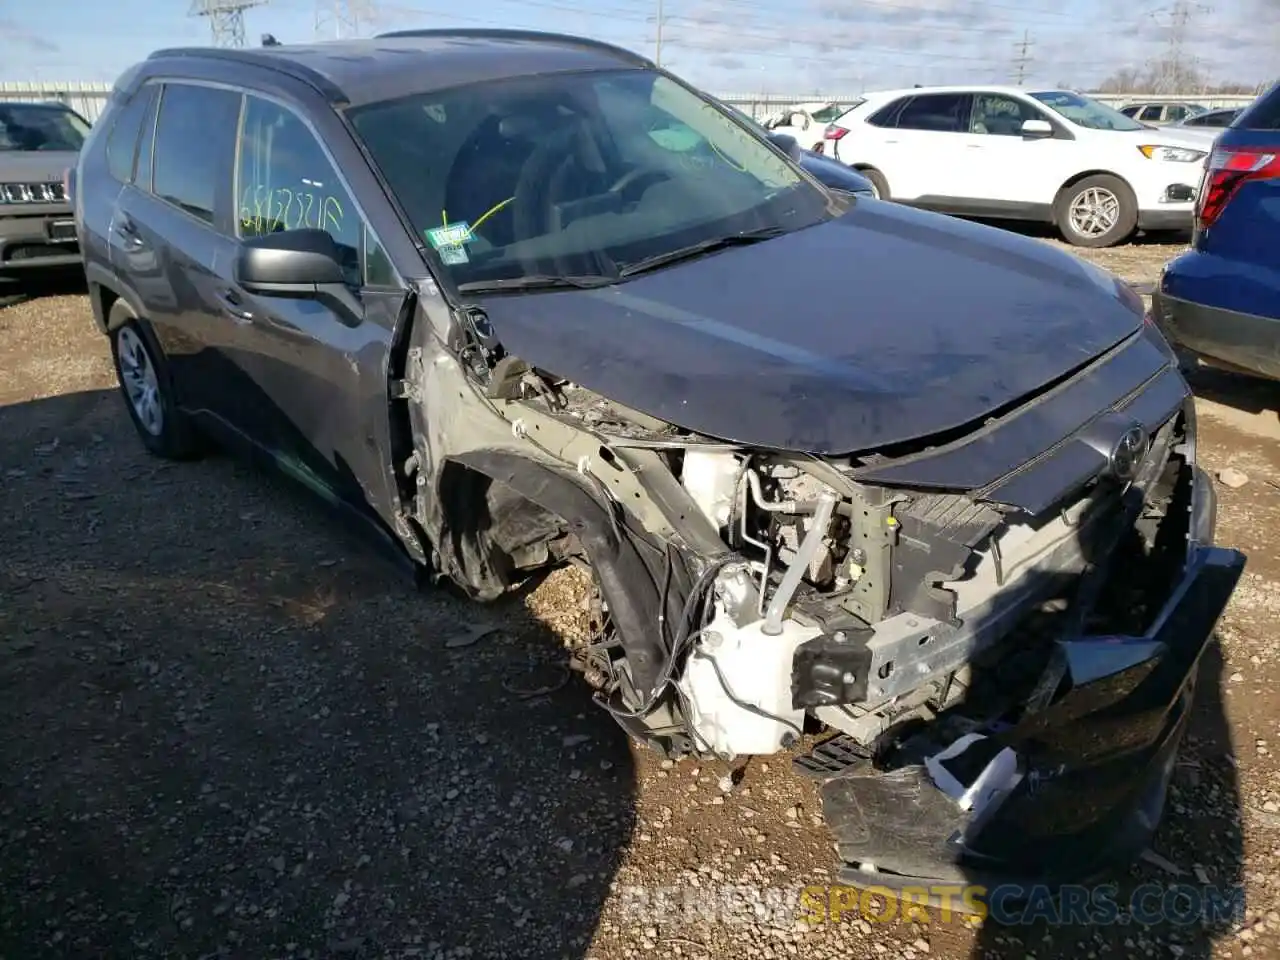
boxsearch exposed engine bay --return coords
[598,409,1186,763]
[412,314,1193,765]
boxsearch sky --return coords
[0,0,1275,95]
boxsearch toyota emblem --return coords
[1109,424,1149,481]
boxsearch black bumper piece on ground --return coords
[814,465,1244,904]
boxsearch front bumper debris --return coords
[812,465,1244,902]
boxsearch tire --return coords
[108,307,203,460]
[1054,174,1137,248]
[861,168,890,200]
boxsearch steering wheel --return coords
[511,127,580,242]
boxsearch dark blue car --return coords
[1154,82,1280,380]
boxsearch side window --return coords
[866,98,909,127]
[153,83,242,225]
[105,84,157,184]
[1139,105,1163,122]
[135,87,158,191]
[970,94,1038,136]
[1120,105,1140,118]
[895,94,971,133]
[364,227,396,287]
[1240,83,1280,129]
[1167,105,1188,122]
[236,95,363,285]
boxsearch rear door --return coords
[109,81,244,421]
[864,92,974,201]
[212,91,400,510]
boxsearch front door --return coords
[955,93,1078,209]
[213,92,398,512]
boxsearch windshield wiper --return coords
[617,226,788,278]
[456,273,619,294]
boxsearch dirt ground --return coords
[3,233,1280,960]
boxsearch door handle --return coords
[112,216,145,249]
[216,289,254,323]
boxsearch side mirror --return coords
[234,228,362,323]
[235,228,347,295]
[1021,118,1054,138]
[768,132,804,162]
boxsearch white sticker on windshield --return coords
[425,103,447,123]
[437,244,469,265]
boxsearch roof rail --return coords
[374,28,651,67]
[145,47,349,104]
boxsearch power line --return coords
[1149,0,1211,92]
[1011,29,1033,85]
[190,0,268,47]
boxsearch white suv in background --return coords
[823,86,1211,247]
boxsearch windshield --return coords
[1029,91,1145,131]
[0,103,89,151]
[348,69,828,288]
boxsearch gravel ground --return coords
[2,234,1280,960]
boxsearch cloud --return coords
[0,17,59,54]
[631,0,1272,94]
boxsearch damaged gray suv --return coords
[74,30,1244,898]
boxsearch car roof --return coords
[147,29,652,108]
[858,84,1062,99]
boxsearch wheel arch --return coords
[428,450,696,699]
[85,262,149,335]
[851,164,890,198]
[1055,168,1137,204]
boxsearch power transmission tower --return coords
[1011,29,1033,85]
[190,0,267,48]
[1151,0,1211,92]
[315,0,375,39]
[655,0,664,66]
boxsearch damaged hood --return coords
[475,202,1144,454]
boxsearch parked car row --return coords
[820,85,1215,247]
[62,29,1245,904]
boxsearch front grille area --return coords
[5,243,73,262]
[0,182,66,204]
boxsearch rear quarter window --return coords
[105,85,157,184]
[1237,83,1280,129]
[866,98,909,127]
